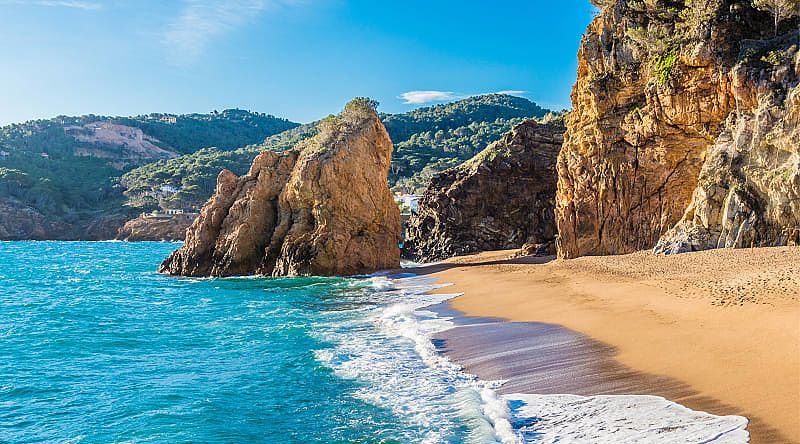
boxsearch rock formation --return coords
[0,199,132,240]
[655,34,800,253]
[556,0,798,258]
[0,199,66,240]
[404,119,564,262]
[115,214,195,242]
[159,99,401,277]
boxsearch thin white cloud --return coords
[399,90,529,105]
[163,0,302,64]
[0,0,103,10]
[399,91,462,105]
[495,90,527,97]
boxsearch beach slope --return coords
[414,247,800,443]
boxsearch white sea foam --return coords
[315,273,749,444]
[314,274,517,443]
[504,393,748,443]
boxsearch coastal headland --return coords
[408,247,800,444]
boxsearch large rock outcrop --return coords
[556,0,798,258]
[159,100,401,277]
[404,119,564,262]
[655,35,800,253]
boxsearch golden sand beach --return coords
[410,247,800,443]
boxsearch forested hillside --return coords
[0,110,297,239]
[121,123,319,209]
[385,94,550,191]
[0,95,554,239]
[122,94,554,210]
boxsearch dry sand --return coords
[409,247,800,444]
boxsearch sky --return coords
[0,0,596,125]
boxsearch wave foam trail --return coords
[316,273,749,443]
[504,393,749,443]
[314,274,519,443]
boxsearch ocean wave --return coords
[316,272,749,443]
[314,273,519,443]
[504,393,748,443]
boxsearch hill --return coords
[120,123,318,209]
[0,95,552,239]
[122,94,553,211]
[0,110,298,239]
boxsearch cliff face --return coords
[556,0,797,258]
[159,101,401,277]
[655,35,800,252]
[0,198,133,240]
[404,119,564,262]
[115,214,195,242]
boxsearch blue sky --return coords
[0,0,595,124]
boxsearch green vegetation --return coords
[760,50,784,65]
[113,109,298,154]
[0,146,128,225]
[344,97,380,115]
[625,0,799,88]
[753,0,800,36]
[384,94,550,192]
[123,94,551,204]
[0,95,552,238]
[121,123,318,209]
[0,110,299,235]
[652,47,679,86]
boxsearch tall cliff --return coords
[159,99,401,277]
[404,119,564,262]
[556,0,799,258]
[655,33,800,252]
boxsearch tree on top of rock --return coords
[753,0,800,36]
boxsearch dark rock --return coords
[404,119,564,262]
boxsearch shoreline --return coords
[407,247,800,444]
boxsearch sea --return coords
[0,241,749,443]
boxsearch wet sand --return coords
[408,247,800,443]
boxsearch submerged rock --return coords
[404,119,564,262]
[555,0,798,258]
[159,99,401,277]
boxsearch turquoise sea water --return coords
[0,242,752,444]
[0,242,510,444]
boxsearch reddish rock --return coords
[159,100,401,277]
